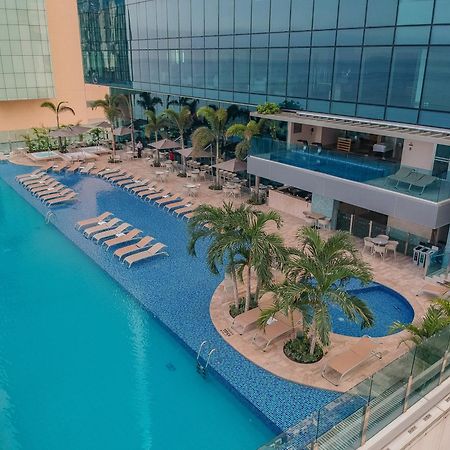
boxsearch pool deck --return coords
[2,154,435,430]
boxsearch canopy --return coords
[176,147,212,159]
[113,126,132,136]
[213,158,247,173]
[92,121,111,129]
[149,139,181,150]
[50,125,92,138]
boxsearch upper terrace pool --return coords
[250,138,450,203]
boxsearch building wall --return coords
[0,0,107,146]
[401,140,437,172]
[78,0,450,129]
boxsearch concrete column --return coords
[287,122,293,146]
[311,193,340,229]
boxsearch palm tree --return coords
[226,119,263,161]
[144,110,167,165]
[118,94,136,152]
[137,92,162,113]
[188,203,246,307]
[268,227,374,355]
[40,101,75,150]
[192,106,229,187]
[236,208,288,312]
[91,94,122,161]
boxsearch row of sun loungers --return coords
[386,167,437,194]
[16,171,77,206]
[75,212,168,267]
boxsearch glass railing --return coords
[259,324,450,450]
[250,137,450,203]
[426,250,450,279]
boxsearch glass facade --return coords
[0,0,54,101]
[78,0,450,128]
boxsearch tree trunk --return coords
[231,270,239,308]
[181,133,186,174]
[56,113,63,151]
[245,264,252,312]
[215,139,220,187]
[110,125,116,161]
[309,320,317,355]
[155,131,160,164]
[255,277,261,303]
[255,176,260,203]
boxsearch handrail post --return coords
[349,214,354,234]
[439,350,449,385]
[368,220,373,238]
[360,404,371,446]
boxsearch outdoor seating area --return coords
[363,235,399,260]
[386,167,438,195]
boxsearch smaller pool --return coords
[330,281,414,337]
[29,150,60,160]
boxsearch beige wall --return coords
[0,0,107,135]
[401,139,437,172]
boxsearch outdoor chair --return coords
[318,217,331,230]
[385,240,399,260]
[373,244,386,259]
[363,237,374,254]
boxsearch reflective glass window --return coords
[308,47,334,99]
[219,49,233,90]
[388,47,427,108]
[358,47,392,105]
[149,50,159,83]
[366,0,398,27]
[250,48,268,93]
[234,49,250,92]
[434,0,450,24]
[312,30,335,46]
[235,0,251,34]
[291,0,313,31]
[422,46,450,112]
[219,0,234,35]
[270,0,290,32]
[338,0,366,28]
[234,34,250,47]
[167,0,179,37]
[252,0,270,33]
[332,47,361,102]
[205,49,219,89]
[252,34,269,47]
[397,0,433,25]
[179,0,191,37]
[156,0,168,38]
[290,31,311,46]
[313,0,338,30]
[205,0,219,35]
[431,26,450,44]
[180,49,192,86]
[158,49,169,84]
[336,29,364,46]
[191,0,204,36]
[268,48,288,95]
[219,35,234,48]
[169,49,180,85]
[269,33,289,47]
[395,26,430,44]
[137,3,148,40]
[364,28,395,45]
[192,49,205,87]
[146,2,157,39]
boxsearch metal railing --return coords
[259,325,450,449]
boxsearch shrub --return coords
[283,333,324,364]
[229,295,258,318]
[256,102,281,115]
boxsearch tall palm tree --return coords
[40,100,75,150]
[192,106,228,187]
[144,110,167,165]
[91,94,122,161]
[118,94,136,152]
[226,119,263,161]
[188,203,246,307]
[137,92,162,113]
[267,227,374,355]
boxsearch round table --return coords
[155,171,168,182]
[371,237,389,246]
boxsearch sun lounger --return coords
[114,236,154,260]
[124,179,150,191]
[417,282,450,298]
[22,175,51,187]
[131,182,156,194]
[102,169,124,180]
[137,187,162,199]
[66,161,82,173]
[46,191,77,206]
[231,292,276,335]
[53,162,71,173]
[32,183,63,197]
[154,192,183,206]
[83,217,122,238]
[92,222,131,243]
[79,162,95,174]
[252,310,301,351]
[124,243,168,267]
[408,174,437,195]
[145,189,171,201]
[109,173,133,183]
[116,177,140,187]
[75,212,113,230]
[321,337,382,386]
[39,188,72,201]
[89,166,108,176]
[30,180,60,194]
[386,167,413,187]
[16,168,45,181]
[102,228,142,249]
[165,198,189,211]
[174,202,199,216]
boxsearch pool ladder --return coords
[196,340,217,377]
[45,211,56,225]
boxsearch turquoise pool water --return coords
[0,178,272,449]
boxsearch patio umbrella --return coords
[113,126,132,136]
[49,128,71,138]
[176,147,212,159]
[213,158,247,173]
[50,125,92,138]
[149,138,181,150]
[92,121,111,129]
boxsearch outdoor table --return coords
[304,211,326,220]
[371,237,389,246]
[184,183,198,196]
[155,170,168,182]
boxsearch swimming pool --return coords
[28,150,60,161]
[330,281,414,338]
[0,164,341,448]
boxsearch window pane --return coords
[270,0,290,32]
[366,0,398,27]
[235,0,251,34]
[252,0,270,33]
[434,0,450,24]
[191,0,204,36]
[234,49,250,92]
[149,50,159,83]
[338,0,366,28]
[313,0,338,30]
[250,48,268,93]
[308,47,334,99]
[192,49,205,87]
[156,0,167,38]
[180,49,192,86]
[397,0,433,25]
[146,1,157,39]
[332,47,361,102]
[205,49,218,89]
[219,0,234,35]
[169,49,180,85]
[219,49,233,90]
[291,0,313,31]
[422,47,450,112]
[358,47,392,105]
[205,0,219,35]
[388,47,427,108]
[395,26,430,44]
[431,26,450,45]
[167,0,179,37]
[268,48,288,95]
[158,50,169,84]
[179,0,191,37]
